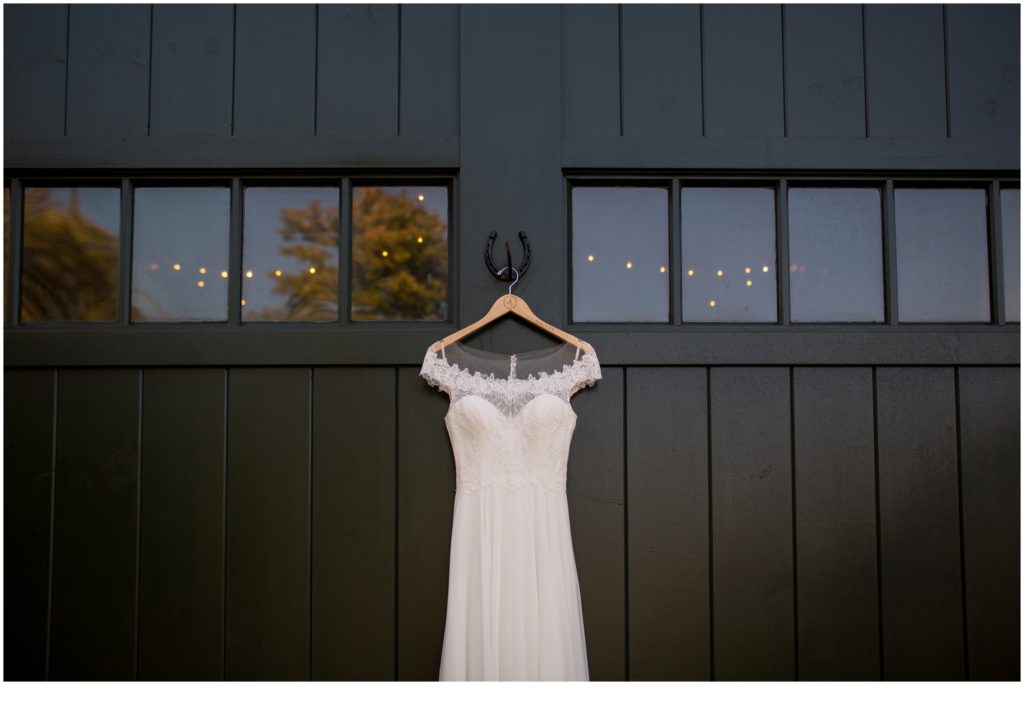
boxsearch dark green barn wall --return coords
[3,3,1020,681]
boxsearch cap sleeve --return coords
[420,344,452,396]
[569,341,602,398]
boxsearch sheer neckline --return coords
[434,340,588,384]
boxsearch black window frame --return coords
[3,171,458,329]
[566,172,1020,327]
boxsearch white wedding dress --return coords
[419,338,602,681]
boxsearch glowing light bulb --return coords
[417,194,424,201]
[659,265,666,273]
[274,269,282,277]
[382,250,388,257]
[717,269,723,277]
[746,279,752,286]
[199,267,206,274]
[309,267,316,274]
[626,261,633,269]
[241,299,246,306]
[687,269,694,276]
[709,299,716,307]
[197,280,205,288]
[587,254,594,262]
[245,270,253,278]
[220,270,228,278]
[173,263,181,271]
[762,265,769,272]
[417,236,424,243]
[745,266,751,273]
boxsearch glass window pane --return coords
[20,186,121,323]
[242,186,339,322]
[351,185,449,321]
[1000,188,1020,323]
[131,187,230,322]
[895,188,990,322]
[572,186,669,322]
[788,187,885,322]
[681,186,776,322]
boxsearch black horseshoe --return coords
[484,231,531,284]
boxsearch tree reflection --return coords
[243,194,340,321]
[351,186,448,320]
[20,188,119,322]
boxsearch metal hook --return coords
[496,265,521,295]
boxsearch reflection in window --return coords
[788,188,884,322]
[895,188,989,322]
[351,185,448,321]
[681,187,777,322]
[132,187,231,322]
[241,186,339,322]
[20,187,121,322]
[1001,188,1020,322]
[572,186,669,322]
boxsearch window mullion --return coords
[229,178,242,326]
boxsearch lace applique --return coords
[419,340,602,417]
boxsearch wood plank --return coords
[569,365,625,680]
[702,4,785,137]
[863,5,946,137]
[317,4,399,136]
[626,367,709,680]
[947,4,1020,139]
[224,368,310,679]
[561,4,620,137]
[620,4,702,137]
[137,369,225,680]
[3,4,67,137]
[149,4,234,136]
[397,365,455,679]
[709,366,793,680]
[49,369,140,680]
[3,370,55,680]
[312,367,396,680]
[875,367,964,679]
[459,3,563,324]
[958,366,1020,680]
[783,4,866,137]
[233,5,316,136]
[399,3,459,136]
[66,4,150,137]
[793,367,879,679]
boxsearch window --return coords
[351,185,449,321]
[571,185,669,322]
[20,186,121,323]
[132,187,231,322]
[242,186,340,322]
[895,187,990,322]
[569,175,1014,326]
[7,176,452,325]
[681,186,776,322]
[788,187,884,322]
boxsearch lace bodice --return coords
[419,339,602,493]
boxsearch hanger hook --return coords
[496,265,520,295]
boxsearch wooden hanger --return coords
[428,266,592,357]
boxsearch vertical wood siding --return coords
[5,4,1018,141]
[5,365,1018,679]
